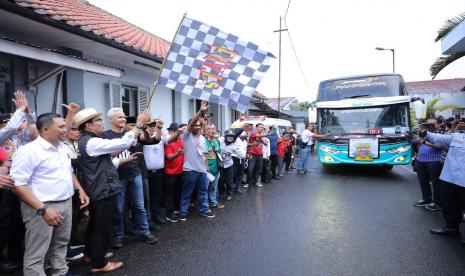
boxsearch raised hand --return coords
[137,109,150,125]
[200,100,209,112]
[13,90,29,112]
[62,103,80,114]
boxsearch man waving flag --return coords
[158,16,275,113]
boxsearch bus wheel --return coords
[382,164,393,171]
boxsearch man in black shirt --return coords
[101,108,158,249]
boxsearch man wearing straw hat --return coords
[74,107,149,273]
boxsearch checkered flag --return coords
[158,17,275,113]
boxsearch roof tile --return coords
[14,0,170,59]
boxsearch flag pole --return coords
[147,12,187,109]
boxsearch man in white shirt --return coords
[231,130,248,193]
[297,123,327,174]
[74,108,149,273]
[10,113,90,276]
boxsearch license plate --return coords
[354,156,373,161]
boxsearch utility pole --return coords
[274,16,288,118]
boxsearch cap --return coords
[167,122,179,131]
[73,108,103,127]
[146,118,158,125]
[224,129,234,136]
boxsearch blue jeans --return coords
[114,174,149,240]
[180,171,209,215]
[296,146,311,172]
[208,171,221,205]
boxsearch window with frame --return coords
[122,85,138,117]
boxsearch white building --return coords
[406,79,465,118]
[0,0,239,131]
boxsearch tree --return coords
[430,12,465,79]
[425,98,459,119]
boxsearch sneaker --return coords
[235,189,244,194]
[212,203,225,209]
[200,210,215,218]
[256,183,263,187]
[226,195,233,201]
[166,213,180,223]
[66,247,84,261]
[70,244,85,250]
[140,233,159,244]
[178,213,187,221]
[425,203,441,211]
[413,199,431,207]
[242,184,249,188]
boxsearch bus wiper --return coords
[330,136,344,143]
[344,95,371,99]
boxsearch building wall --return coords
[411,92,465,118]
[2,53,65,116]
[2,50,237,132]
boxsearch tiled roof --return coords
[13,0,171,59]
[252,91,268,100]
[265,97,297,110]
[406,78,465,94]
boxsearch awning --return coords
[0,34,124,77]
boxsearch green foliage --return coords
[430,12,465,79]
[426,98,459,118]
[435,12,465,42]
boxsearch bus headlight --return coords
[394,156,407,162]
[323,155,334,162]
[320,145,340,154]
[387,145,410,154]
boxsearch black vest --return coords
[77,131,120,201]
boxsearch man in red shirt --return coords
[245,123,268,187]
[163,123,183,222]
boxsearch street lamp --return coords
[375,47,395,73]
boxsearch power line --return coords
[284,0,292,19]
[283,19,312,95]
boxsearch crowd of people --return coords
[411,116,465,243]
[0,91,322,275]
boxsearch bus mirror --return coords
[412,99,427,120]
[308,106,317,124]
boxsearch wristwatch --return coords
[36,205,48,216]
[136,124,147,130]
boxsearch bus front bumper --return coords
[318,143,411,165]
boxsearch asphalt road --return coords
[62,154,465,276]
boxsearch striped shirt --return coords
[416,143,442,162]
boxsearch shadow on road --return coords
[319,164,406,180]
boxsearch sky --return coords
[90,0,465,102]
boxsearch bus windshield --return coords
[319,104,409,136]
[317,75,405,101]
